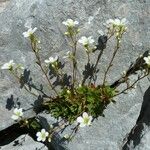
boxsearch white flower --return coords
[78,36,95,46]
[20,66,24,70]
[144,56,150,66]
[63,134,69,139]
[106,18,127,28]
[1,60,15,70]
[11,108,23,120]
[23,27,37,38]
[36,129,49,142]
[62,19,79,27]
[77,112,92,127]
[63,51,73,59]
[44,56,58,64]
[114,18,127,26]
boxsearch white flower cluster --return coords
[105,18,127,28]
[62,19,79,27]
[62,19,95,53]
[78,36,95,53]
[78,36,95,46]
[105,18,127,38]
[1,28,37,71]
[11,108,51,142]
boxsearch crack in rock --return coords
[122,86,150,150]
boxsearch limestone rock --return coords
[0,0,149,150]
[0,135,47,150]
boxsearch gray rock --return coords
[0,135,47,150]
[135,124,150,150]
[123,124,150,150]
[122,86,150,150]
[0,0,149,150]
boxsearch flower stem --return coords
[70,35,77,92]
[30,40,59,96]
[102,38,120,86]
[113,72,149,97]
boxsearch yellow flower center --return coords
[83,117,89,124]
[16,112,21,116]
[41,133,45,139]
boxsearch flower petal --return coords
[14,108,19,114]
[1,64,8,69]
[11,115,19,120]
[23,32,29,37]
[18,108,23,112]
[74,21,79,25]
[54,56,58,61]
[41,137,46,142]
[44,59,50,63]
[32,27,37,33]
[89,116,93,122]
[82,112,88,118]
[121,18,127,24]
[114,19,120,25]
[41,129,46,133]
[62,21,67,26]
[37,137,42,141]
[36,132,41,137]
[45,132,49,137]
[79,123,86,127]
[144,57,148,62]
[77,116,83,123]
[87,116,93,125]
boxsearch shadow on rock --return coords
[5,95,21,111]
[122,86,150,149]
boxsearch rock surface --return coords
[0,135,47,150]
[0,0,150,150]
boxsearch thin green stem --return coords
[113,72,149,97]
[102,39,120,86]
[30,39,59,96]
[87,52,90,64]
[70,34,77,91]
[36,53,59,96]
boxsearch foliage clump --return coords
[1,18,150,143]
[45,85,116,123]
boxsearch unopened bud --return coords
[67,90,71,94]
[64,32,69,35]
[52,64,55,68]
[48,137,51,142]
[122,71,126,76]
